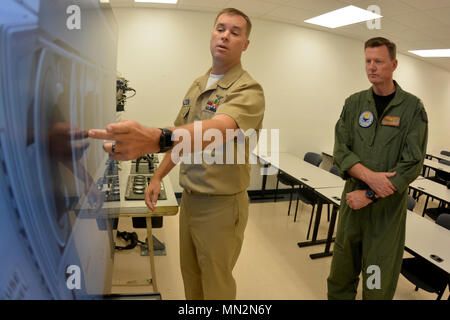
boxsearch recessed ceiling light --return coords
[99,0,109,3]
[304,5,382,29]
[134,0,178,3]
[409,49,450,58]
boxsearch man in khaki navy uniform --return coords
[327,37,428,300]
[88,8,264,300]
[171,9,264,300]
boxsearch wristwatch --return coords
[365,189,377,202]
[159,128,174,153]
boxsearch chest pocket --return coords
[377,123,402,147]
[201,109,216,120]
[200,91,226,120]
[174,105,191,126]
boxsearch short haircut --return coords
[214,8,252,39]
[365,37,397,60]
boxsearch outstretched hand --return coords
[145,176,161,211]
[88,120,161,161]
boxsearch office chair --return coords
[329,164,340,177]
[293,152,323,239]
[400,213,450,300]
[423,205,450,221]
[274,170,299,217]
[423,181,450,220]
[407,195,416,211]
[428,159,450,186]
[304,152,323,167]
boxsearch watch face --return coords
[366,189,375,199]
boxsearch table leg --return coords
[146,216,158,292]
[261,166,268,198]
[298,200,330,248]
[309,205,338,259]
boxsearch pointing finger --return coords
[89,129,114,140]
[106,122,131,135]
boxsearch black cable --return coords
[115,231,145,251]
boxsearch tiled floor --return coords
[110,194,447,300]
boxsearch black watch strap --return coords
[159,128,173,153]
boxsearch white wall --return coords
[113,8,450,192]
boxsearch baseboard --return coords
[175,189,299,203]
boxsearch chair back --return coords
[436,213,450,230]
[304,152,323,167]
[406,195,416,211]
[329,165,340,177]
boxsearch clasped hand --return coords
[345,190,372,210]
[365,171,397,198]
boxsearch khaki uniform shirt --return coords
[173,63,265,195]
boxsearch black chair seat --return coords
[278,172,297,186]
[329,165,340,177]
[424,207,449,221]
[401,257,448,298]
[296,187,320,205]
[427,175,449,186]
[407,195,416,211]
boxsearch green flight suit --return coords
[327,81,428,300]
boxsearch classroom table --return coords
[426,151,450,163]
[422,158,450,177]
[310,185,450,276]
[252,151,346,248]
[251,151,345,200]
[405,210,450,274]
[257,152,345,189]
[408,178,450,215]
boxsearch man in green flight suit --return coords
[327,37,428,300]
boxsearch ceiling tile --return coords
[263,0,292,4]
[339,0,417,16]
[226,0,282,17]
[399,0,450,10]
[407,39,448,50]
[261,5,315,24]
[383,26,431,42]
[109,0,133,7]
[420,23,450,41]
[178,0,230,9]
[389,10,441,28]
[425,7,450,27]
[283,0,345,14]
